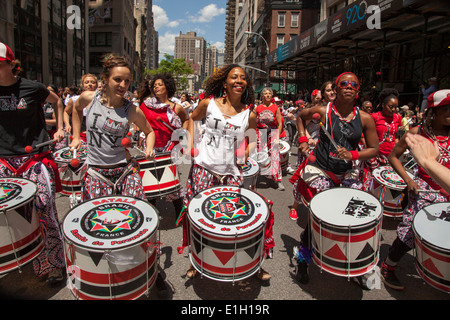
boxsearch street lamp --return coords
[244,31,270,86]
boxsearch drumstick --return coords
[70,148,80,168]
[156,116,174,132]
[312,113,348,163]
[121,137,133,149]
[25,139,56,153]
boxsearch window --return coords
[277,35,284,48]
[90,32,112,47]
[278,13,285,27]
[291,13,299,27]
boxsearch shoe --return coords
[277,182,285,191]
[186,266,197,279]
[256,268,271,281]
[295,261,309,284]
[155,273,169,299]
[380,260,404,290]
[286,167,295,174]
[47,268,64,285]
[289,208,298,220]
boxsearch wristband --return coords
[298,136,308,144]
[349,150,359,160]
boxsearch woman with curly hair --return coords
[177,64,274,281]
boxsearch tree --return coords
[145,54,194,93]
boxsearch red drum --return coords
[0,178,44,274]
[309,188,383,278]
[62,196,159,300]
[242,157,259,190]
[413,202,450,293]
[187,186,269,282]
[370,166,414,218]
[279,141,290,171]
[54,146,88,196]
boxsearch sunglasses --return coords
[338,80,360,90]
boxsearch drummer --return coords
[178,64,275,281]
[380,89,450,290]
[69,53,155,200]
[290,72,379,284]
[137,73,189,218]
[0,42,66,284]
[255,88,285,190]
[360,88,402,190]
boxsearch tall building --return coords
[225,0,237,65]
[205,44,219,78]
[0,0,89,88]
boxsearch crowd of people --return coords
[0,41,448,298]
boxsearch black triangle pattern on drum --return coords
[88,251,104,266]
[15,202,33,224]
[193,237,205,255]
[390,189,403,199]
[152,167,166,182]
[244,241,261,259]
[356,242,375,260]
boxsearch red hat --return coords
[0,43,14,62]
[427,89,450,108]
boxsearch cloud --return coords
[158,31,178,56]
[211,41,224,49]
[153,5,180,30]
[190,4,225,23]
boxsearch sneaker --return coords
[286,166,295,174]
[256,268,271,281]
[295,261,309,284]
[289,208,298,220]
[47,268,64,285]
[380,260,404,290]
[277,182,285,191]
[186,266,197,279]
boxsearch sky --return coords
[152,0,227,60]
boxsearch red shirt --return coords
[372,111,402,156]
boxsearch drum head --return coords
[188,186,269,237]
[242,157,259,177]
[54,146,87,164]
[63,196,159,251]
[310,188,382,227]
[413,202,450,251]
[372,166,413,191]
[279,141,290,154]
[0,177,37,211]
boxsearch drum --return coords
[62,195,160,300]
[370,166,414,218]
[279,141,290,171]
[130,148,181,200]
[187,186,269,282]
[242,157,259,190]
[54,146,88,197]
[0,177,44,274]
[413,202,450,293]
[251,152,270,176]
[309,188,383,278]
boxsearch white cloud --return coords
[153,5,180,30]
[158,31,178,56]
[211,41,224,49]
[190,4,225,23]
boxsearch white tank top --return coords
[195,98,250,176]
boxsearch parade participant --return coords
[360,88,402,190]
[138,73,189,218]
[0,42,66,284]
[178,64,274,281]
[69,54,155,201]
[361,100,373,113]
[321,81,336,103]
[43,84,59,140]
[380,89,449,290]
[290,72,379,283]
[179,92,192,117]
[420,77,437,113]
[255,88,285,190]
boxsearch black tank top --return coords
[313,102,363,174]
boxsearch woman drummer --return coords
[137,73,189,218]
[178,64,274,281]
[290,72,379,284]
[69,54,155,200]
[380,89,450,290]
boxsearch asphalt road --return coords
[0,150,448,303]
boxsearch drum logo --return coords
[343,197,378,219]
[81,203,143,239]
[380,169,405,186]
[0,183,22,204]
[202,191,254,225]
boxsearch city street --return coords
[0,150,448,303]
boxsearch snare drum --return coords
[187,186,269,282]
[62,195,159,300]
[242,157,259,190]
[251,152,270,176]
[0,177,44,274]
[54,146,88,196]
[413,202,450,293]
[370,166,414,218]
[279,141,290,171]
[309,188,383,277]
[130,148,181,200]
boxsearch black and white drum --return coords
[370,166,414,218]
[279,140,290,171]
[0,177,43,274]
[62,196,159,300]
[309,188,383,278]
[413,202,450,293]
[187,186,269,282]
[242,157,259,190]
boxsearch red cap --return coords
[0,43,14,62]
[427,89,450,109]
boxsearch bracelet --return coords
[349,150,359,160]
[298,136,308,144]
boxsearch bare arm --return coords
[69,91,95,150]
[130,106,155,160]
[45,91,65,141]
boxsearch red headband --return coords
[335,72,359,86]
